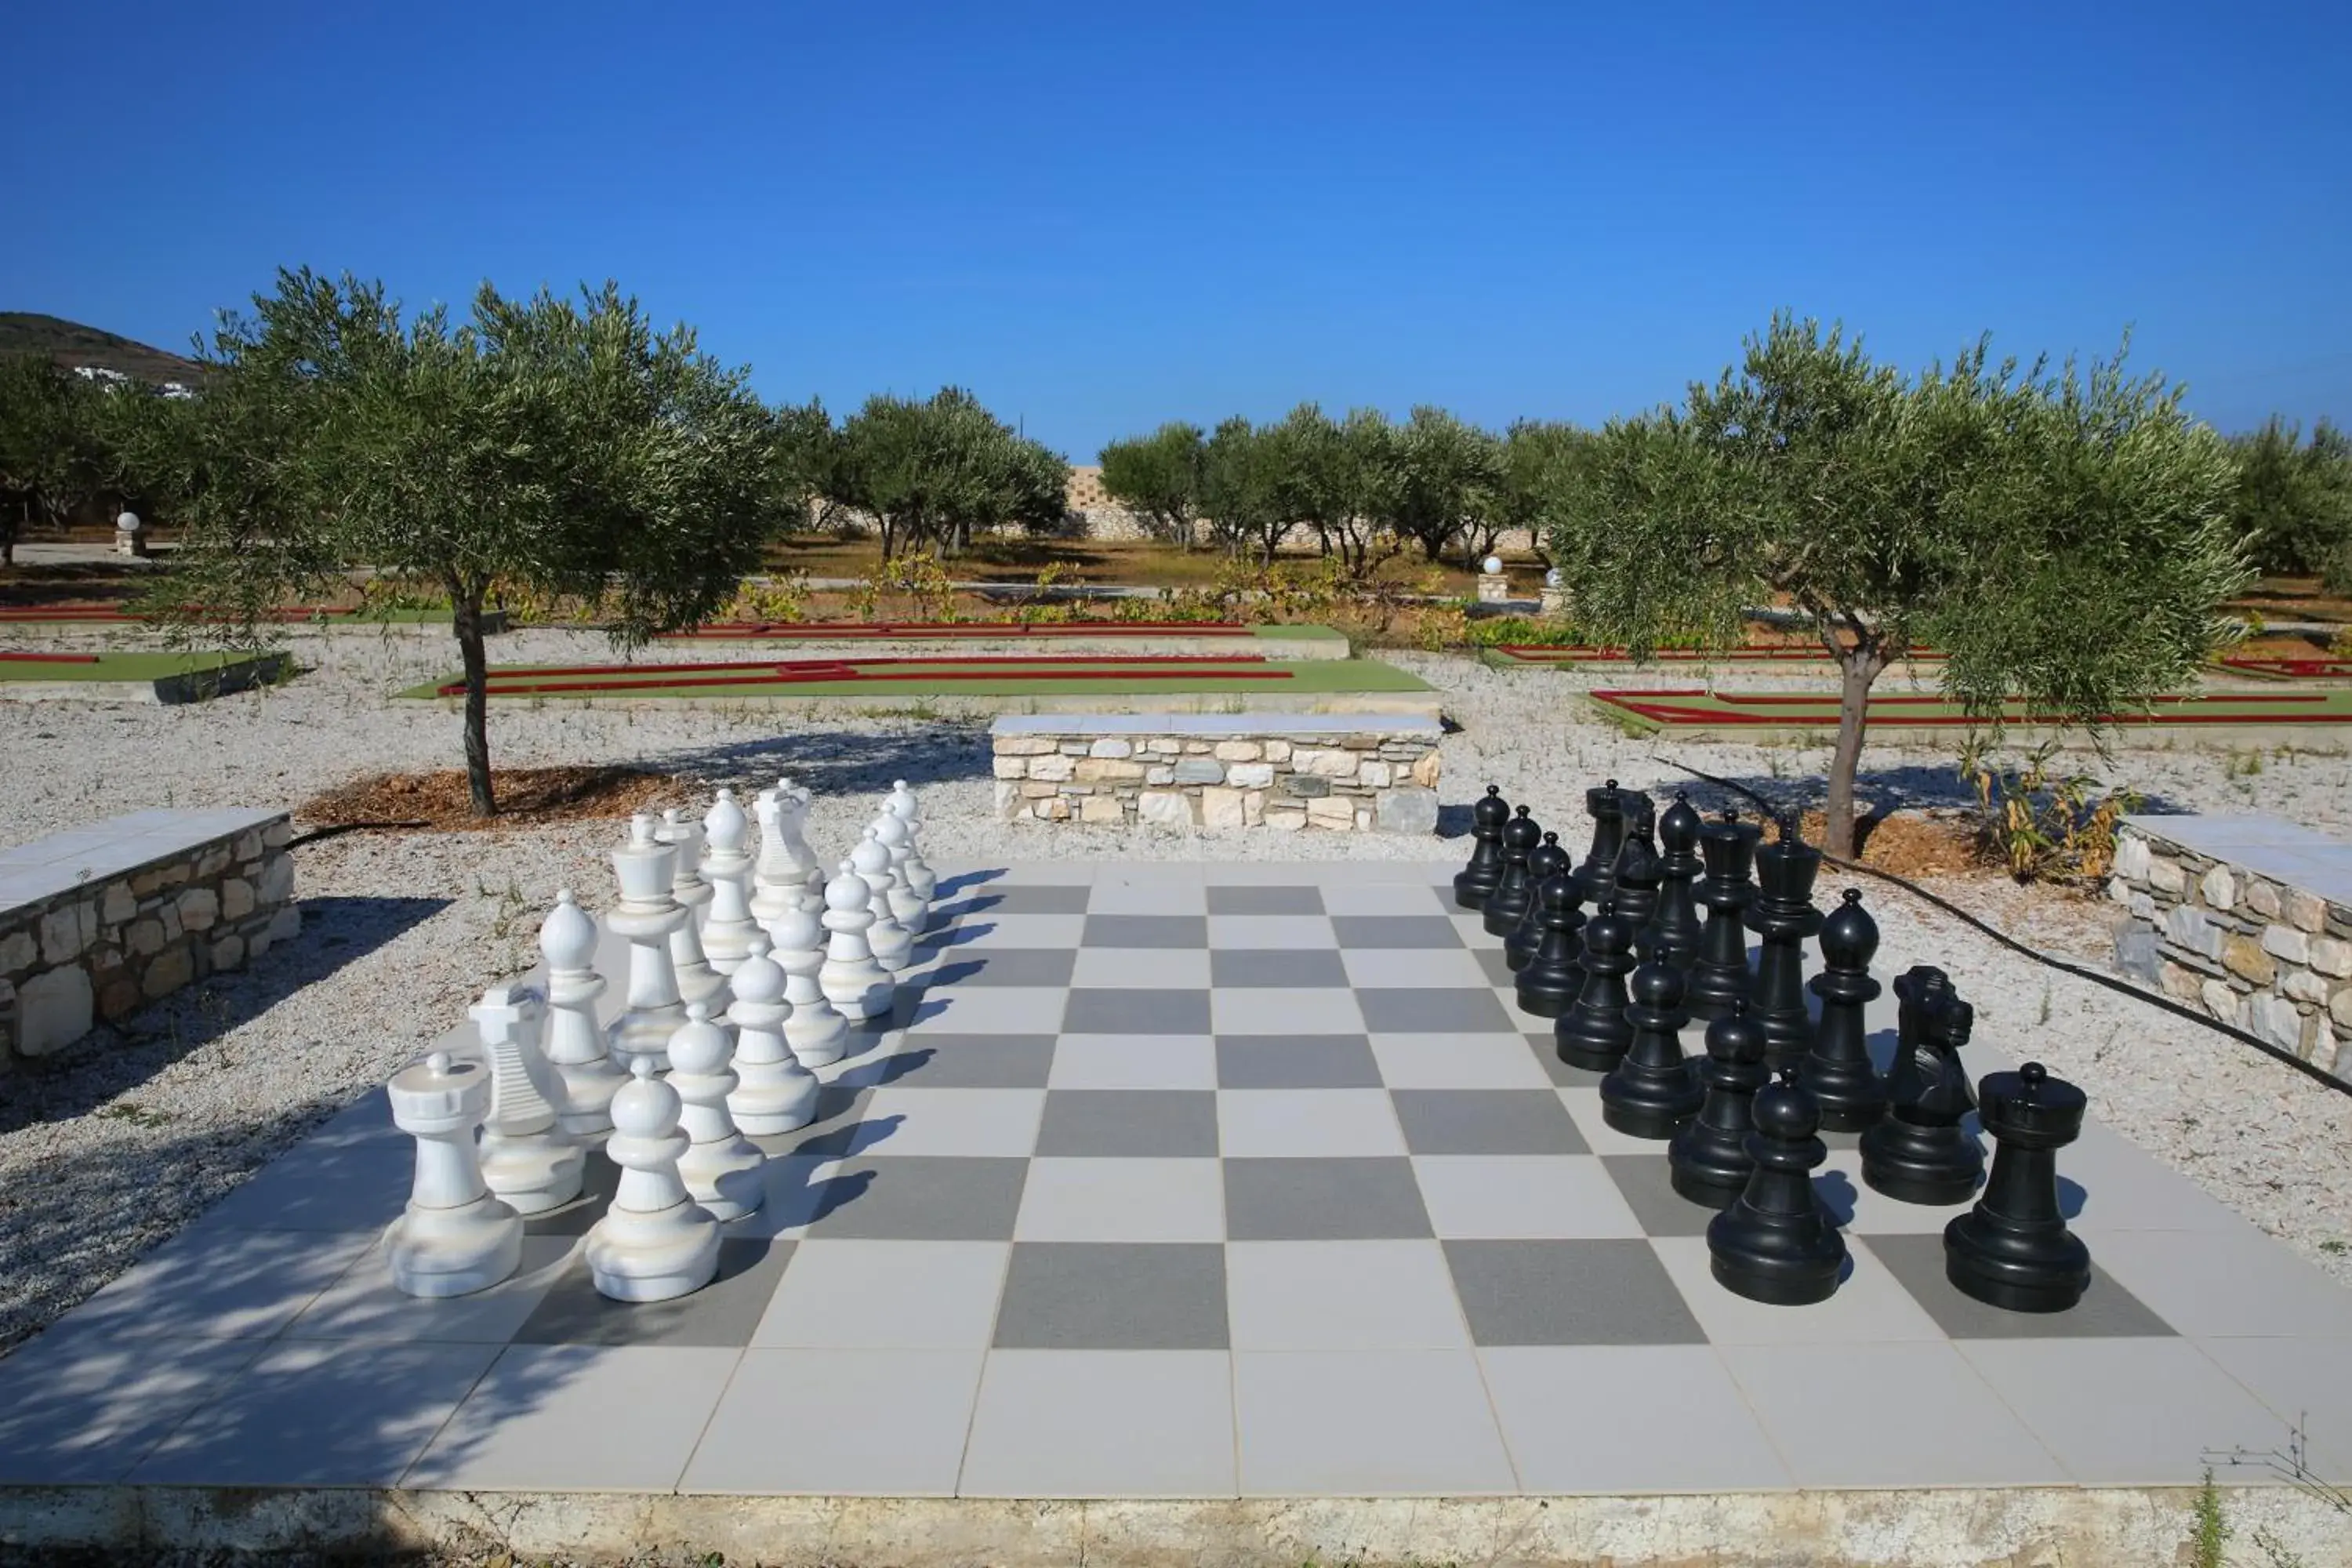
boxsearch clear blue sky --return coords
[6,0,2347,458]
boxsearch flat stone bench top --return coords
[989,713,1441,739]
[0,808,285,914]
[2124,813,2352,906]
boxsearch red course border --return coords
[2216,655,2352,680]
[1500,644,1946,664]
[0,651,103,664]
[1592,688,2352,728]
[661,620,1251,639]
[439,653,1295,698]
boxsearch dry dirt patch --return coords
[299,766,688,831]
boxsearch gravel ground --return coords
[2,627,2348,1353]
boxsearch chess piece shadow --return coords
[2056,1174,2088,1221]
[1811,1167,1860,1228]
[792,1110,906,1161]
[925,958,989,987]
[932,868,1005,898]
[802,1165,880,1226]
[835,1046,937,1090]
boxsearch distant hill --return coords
[0,312,202,386]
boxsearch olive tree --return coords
[829,388,1069,560]
[0,354,114,564]
[1098,421,1207,549]
[2227,417,2352,589]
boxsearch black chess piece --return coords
[1745,816,1824,1068]
[1483,807,1544,937]
[1611,800,1663,941]
[1798,888,1887,1132]
[1600,949,1704,1138]
[1570,779,1629,907]
[1707,1064,1847,1306]
[1670,1000,1773,1210]
[1454,785,1512,910]
[1685,810,1761,1021]
[1555,899,1637,1072]
[1862,986,1985,1206]
[1506,831,1570,973]
[1647,791,1706,972]
[1944,1062,2090,1313]
[1514,871,1586,1018]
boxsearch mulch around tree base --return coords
[299,766,688,830]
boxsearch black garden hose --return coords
[283,819,430,850]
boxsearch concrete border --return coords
[3,1483,2344,1566]
[0,652,293,706]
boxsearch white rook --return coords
[387,1051,523,1298]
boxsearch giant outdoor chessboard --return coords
[3,858,2349,1499]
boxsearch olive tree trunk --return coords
[451,576,495,817]
[1822,643,1888,858]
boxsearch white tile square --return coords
[1235,1349,1516,1494]
[1650,1236,1944,1345]
[0,1327,266,1483]
[1211,988,1366,1035]
[1329,883,1457,913]
[1219,1089,1405,1157]
[1228,1241,1468,1350]
[907,987,1070,1035]
[858,1088,1045,1157]
[1047,1034,1219,1090]
[1071,947,1213,989]
[1342,949,1494,989]
[1208,914,1337,949]
[2062,1124,2271,1234]
[2094,1228,2352,1338]
[2194,1334,2352,1481]
[1830,1149,1979,1235]
[1959,1338,2299,1486]
[1412,1156,1646,1240]
[1720,1341,2067,1487]
[1555,1087,1679,1156]
[1015,1159,1226,1243]
[1369,1034,1554,1089]
[1481,1345,1792,1493]
[280,1237,579,1341]
[66,1229,379,1340]
[753,1241,1010,1348]
[960,1350,1236,1497]
[405,1345,739,1490]
[680,1348,984,1494]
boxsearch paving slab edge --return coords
[5,1486,2345,1566]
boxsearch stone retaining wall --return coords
[0,809,299,1065]
[989,715,1441,833]
[2108,822,2350,1080]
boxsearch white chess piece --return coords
[853,828,914,973]
[699,789,762,972]
[773,878,849,1067]
[666,1003,768,1221]
[870,810,929,934]
[775,775,821,876]
[470,983,586,1215]
[750,788,803,935]
[538,890,625,1142]
[655,808,725,1011]
[605,814,689,1073]
[818,859,892,1021]
[726,931,819,1134]
[586,1058,722,1303]
[884,779,937,903]
[387,1050,523,1298]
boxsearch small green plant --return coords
[1958,735,2142,884]
[95,1102,176,1128]
[2192,1469,2231,1568]
[2320,1238,2347,1256]
[477,874,529,940]
[2037,984,2052,1025]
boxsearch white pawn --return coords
[818,859,892,1021]
[539,890,626,1142]
[655,808,725,1012]
[666,1002,767,1221]
[586,1058,721,1303]
[885,779,938,905]
[726,931,819,1134]
[854,828,914,973]
[699,789,763,973]
[604,814,688,1074]
[774,879,849,1067]
[387,1051,523,1298]
[871,810,929,935]
[470,982,586,1215]
[750,788,803,935]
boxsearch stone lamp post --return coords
[1475,554,1511,604]
[114,510,146,559]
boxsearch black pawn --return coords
[1555,899,1636,1072]
[1611,801,1662,940]
[1944,1062,2090,1313]
[1686,811,1761,1022]
[1570,779,1629,907]
[1648,792,1706,973]
[1671,1000,1772,1210]
[1745,816,1824,1068]
[1863,986,1984,1206]
[1514,872,1586,1018]
[1707,1065,1847,1306]
[1483,807,1544,937]
[1506,832,1570,973]
[1454,786,1511,910]
[1799,888,1886,1132]
[1600,950,1704,1138]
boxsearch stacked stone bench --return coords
[2108,814,2351,1081]
[0,808,298,1065]
[990,713,1442,833]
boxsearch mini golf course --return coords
[0,604,506,632]
[397,651,1438,716]
[2214,652,2352,681]
[0,649,294,704]
[1483,643,1944,668]
[1590,686,2352,746]
[657,620,1350,659]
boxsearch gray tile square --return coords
[1865,1232,2176,1339]
[1445,1238,1707,1346]
[0,1327,267,1483]
[795,1156,1029,1240]
[1208,884,1326,915]
[907,985,1067,1034]
[1063,987,1212,1034]
[1356,988,1516,1034]
[919,948,1075,988]
[1083,913,1209,947]
[949,884,1091,916]
[512,1239,793,1347]
[1225,1156,1433,1240]
[404,1345,739,1490]
[1330,915,1464,949]
[1599,1154,1720,1237]
[1392,1090,1588,1155]
[993,1242,1230,1348]
[833,1034,1056,1090]
[1211,948,1350,988]
[1036,1090,1220,1156]
[1216,1034,1382,1088]
[960,1349,1237,1497]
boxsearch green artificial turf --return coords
[1588,687,2352,732]
[0,651,278,682]
[397,655,1431,700]
[1248,624,1346,641]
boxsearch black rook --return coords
[1944,1062,2091,1313]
